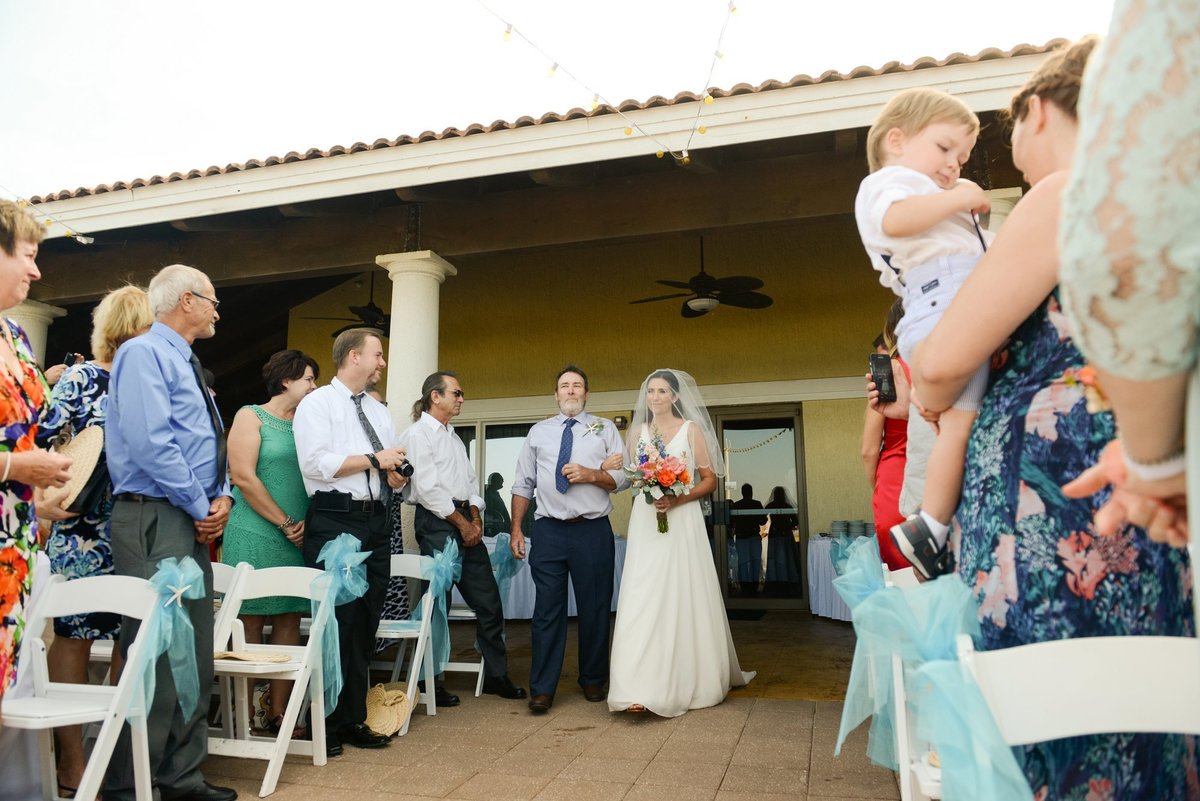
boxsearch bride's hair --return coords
[646,369,684,420]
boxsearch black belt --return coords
[114,493,169,504]
[311,490,386,514]
[548,516,590,525]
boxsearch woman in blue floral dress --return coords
[916,40,1199,799]
[35,285,151,789]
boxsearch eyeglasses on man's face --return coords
[189,290,220,310]
[441,389,465,399]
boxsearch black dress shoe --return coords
[482,674,528,699]
[337,723,390,749]
[528,694,553,714]
[419,680,461,707]
[325,731,343,758]
[168,782,238,801]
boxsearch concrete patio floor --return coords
[204,612,899,801]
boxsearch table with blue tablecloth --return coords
[452,535,628,619]
[806,536,861,622]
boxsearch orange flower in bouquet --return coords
[625,428,694,532]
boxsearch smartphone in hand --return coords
[869,353,897,404]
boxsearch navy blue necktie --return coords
[555,418,578,493]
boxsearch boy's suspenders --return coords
[882,213,989,289]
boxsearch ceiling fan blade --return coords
[631,292,693,305]
[681,300,711,318]
[719,291,774,309]
[711,275,764,294]
[656,279,694,290]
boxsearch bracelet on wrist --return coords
[277,515,297,532]
[365,452,381,470]
[1123,446,1186,483]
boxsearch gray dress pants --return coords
[104,498,214,801]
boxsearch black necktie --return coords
[188,353,227,497]
[351,393,390,503]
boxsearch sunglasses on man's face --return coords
[441,389,465,399]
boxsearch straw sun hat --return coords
[365,682,418,736]
[52,425,104,509]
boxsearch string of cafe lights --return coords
[473,0,738,165]
[725,428,789,454]
[0,181,93,245]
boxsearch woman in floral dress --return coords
[917,39,1200,798]
[35,285,151,789]
[0,200,73,704]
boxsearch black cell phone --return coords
[62,351,78,367]
[869,353,897,404]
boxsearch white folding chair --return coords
[2,574,160,801]
[208,566,333,798]
[444,602,486,697]
[208,561,251,740]
[370,553,438,734]
[882,566,941,801]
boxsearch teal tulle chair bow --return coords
[830,533,859,576]
[832,537,895,765]
[837,567,1032,800]
[139,556,206,720]
[315,533,371,709]
[489,534,526,615]
[413,539,462,677]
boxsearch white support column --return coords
[376,250,458,434]
[6,299,67,365]
[984,187,1023,232]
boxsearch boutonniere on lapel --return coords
[584,420,606,436]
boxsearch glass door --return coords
[709,411,807,609]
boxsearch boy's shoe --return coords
[890,516,954,579]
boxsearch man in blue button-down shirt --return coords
[510,366,627,714]
[104,264,237,801]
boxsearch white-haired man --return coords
[104,264,235,801]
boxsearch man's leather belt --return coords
[114,493,168,503]
[549,516,589,525]
[311,490,385,514]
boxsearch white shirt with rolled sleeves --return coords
[293,376,398,500]
[855,165,995,294]
[400,411,484,518]
[511,412,629,521]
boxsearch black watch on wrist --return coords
[365,452,381,470]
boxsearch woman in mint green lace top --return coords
[1059,0,1197,546]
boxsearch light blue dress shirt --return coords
[511,411,628,521]
[107,322,230,521]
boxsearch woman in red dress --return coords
[861,301,911,571]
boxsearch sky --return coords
[0,0,1114,201]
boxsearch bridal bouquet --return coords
[625,427,692,533]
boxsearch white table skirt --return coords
[806,537,854,622]
[451,535,628,620]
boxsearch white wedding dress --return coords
[607,421,755,716]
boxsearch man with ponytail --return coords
[402,371,527,705]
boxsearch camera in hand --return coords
[869,353,897,404]
[395,460,415,478]
[62,351,80,367]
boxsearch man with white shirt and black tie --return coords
[402,371,527,705]
[293,328,408,756]
[509,366,628,714]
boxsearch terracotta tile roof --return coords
[31,40,1066,204]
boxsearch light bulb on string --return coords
[699,126,707,135]
[681,150,691,165]
[547,62,558,78]
[591,93,600,111]
[714,50,724,60]
[503,23,512,41]
[623,127,632,136]
[728,1,737,11]
[702,92,713,105]
[656,151,665,159]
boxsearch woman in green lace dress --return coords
[222,349,318,732]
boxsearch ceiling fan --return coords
[629,238,773,318]
[302,272,391,338]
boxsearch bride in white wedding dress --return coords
[606,368,755,716]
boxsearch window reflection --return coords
[482,422,534,537]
